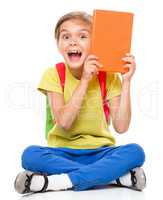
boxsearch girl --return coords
[14,11,146,194]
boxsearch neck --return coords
[69,66,83,80]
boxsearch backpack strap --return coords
[56,62,66,92]
[98,71,110,123]
[45,62,66,139]
[55,62,110,123]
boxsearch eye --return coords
[80,34,87,39]
[62,34,70,40]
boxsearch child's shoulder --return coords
[40,66,60,82]
[42,66,58,75]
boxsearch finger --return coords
[122,56,135,63]
[88,67,98,75]
[89,65,99,72]
[125,53,135,58]
[86,54,99,61]
[123,64,131,69]
[124,64,136,71]
[123,54,135,62]
[88,60,103,68]
[122,59,136,67]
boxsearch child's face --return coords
[57,19,91,70]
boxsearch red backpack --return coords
[45,62,110,138]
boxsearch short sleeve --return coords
[106,73,122,101]
[37,67,63,95]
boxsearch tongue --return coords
[69,54,81,62]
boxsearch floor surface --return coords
[4,165,161,200]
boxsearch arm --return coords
[48,79,89,130]
[110,81,131,133]
[48,55,102,130]
[110,53,136,133]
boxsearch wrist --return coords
[122,79,131,86]
[80,78,89,86]
[121,79,131,92]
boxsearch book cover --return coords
[91,9,134,73]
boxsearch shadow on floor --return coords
[18,185,146,200]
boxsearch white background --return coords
[0,0,162,199]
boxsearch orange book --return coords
[91,9,134,73]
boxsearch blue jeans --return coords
[21,143,145,191]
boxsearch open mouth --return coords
[67,50,82,62]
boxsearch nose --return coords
[69,38,78,46]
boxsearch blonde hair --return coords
[54,11,92,41]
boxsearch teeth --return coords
[68,50,81,54]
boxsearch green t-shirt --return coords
[38,64,122,149]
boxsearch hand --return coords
[121,53,136,82]
[81,54,103,82]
